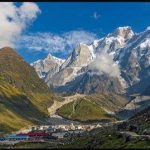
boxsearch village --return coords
[1,119,149,148]
[0,123,103,146]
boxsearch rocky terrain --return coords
[117,96,150,120]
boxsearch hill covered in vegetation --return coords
[0,47,57,133]
[57,93,128,122]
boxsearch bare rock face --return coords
[53,71,124,94]
[61,43,95,69]
[46,43,96,87]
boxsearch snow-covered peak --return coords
[32,25,150,95]
[31,53,65,79]
[95,27,134,56]
[61,42,95,69]
[116,26,132,31]
[53,42,97,85]
[112,26,134,39]
[46,53,65,65]
[31,59,42,66]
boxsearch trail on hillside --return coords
[48,94,85,116]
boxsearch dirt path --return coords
[48,93,85,116]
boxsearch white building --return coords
[52,132,67,139]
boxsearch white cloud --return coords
[64,30,97,46]
[0,2,98,58]
[0,2,40,48]
[18,30,98,55]
[92,12,100,20]
[89,51,121,78]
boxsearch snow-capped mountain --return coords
[114,27,150,94]
[45,43,97,87]
[31,26,150,95]
[95,26,134,57]
[31,53,65,79]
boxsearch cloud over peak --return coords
[89,50,121,78]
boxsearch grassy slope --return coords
[57,98,117,122]
[57,93,128,122]
[11,125,150,149]
[0,47,56,133]
[86,93,128,112]
[12,142,56,149]
[0,80,54,133]
[0,47,49,93]
[60,105,150,149]
[12,107,150,149]
[127,106,150,134]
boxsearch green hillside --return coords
[61,125,150,149]
[127,106,150,134]
[0,47,55,133]
[57,93,128,122]
[0,47,49,93]
[0,82,53,133]
[86,93,128,112]
[57,98,115,122]
[61,106,150,149]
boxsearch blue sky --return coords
[33,2,149,34]
[1,2,150,63]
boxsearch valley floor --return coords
[1,93,150,149]
[1,117,150,149]
[0,118,123,149]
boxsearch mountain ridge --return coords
[32,26,150,96]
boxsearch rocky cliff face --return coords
[46,43,96,87]
[53,71,124,94]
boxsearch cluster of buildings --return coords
[48,123,102,132]
[16,123,102,134]
[0,131,55,143]
[0,123,102,144]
